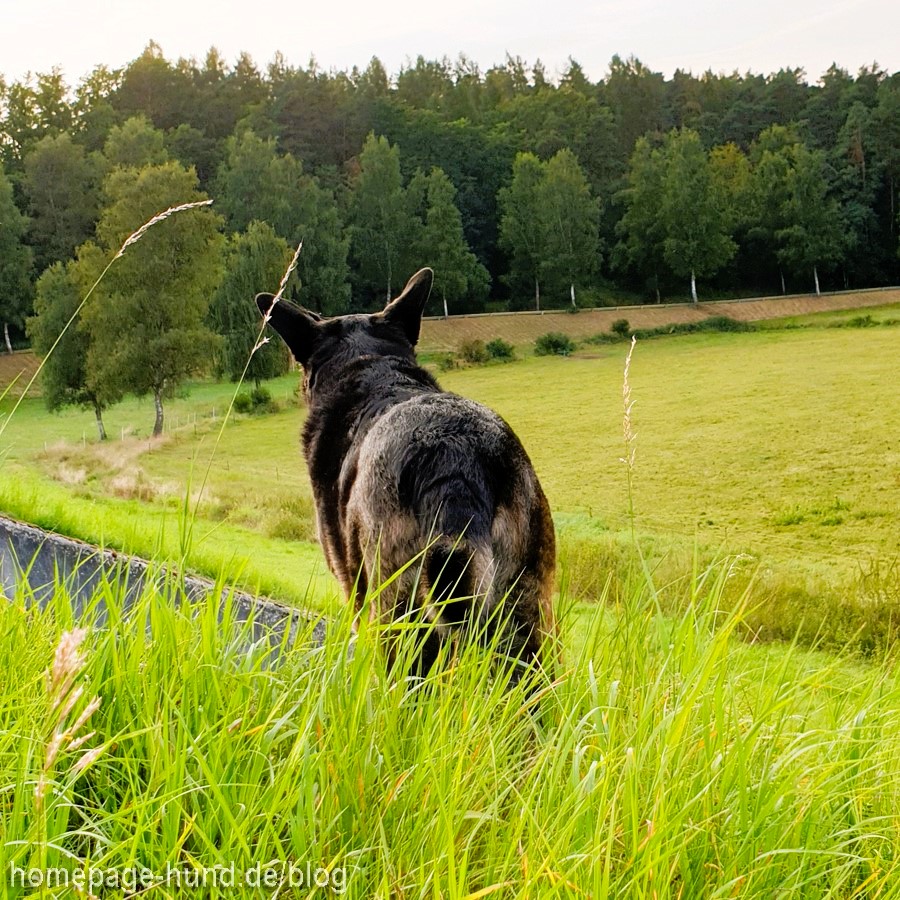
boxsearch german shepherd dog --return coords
[257,268,555,677]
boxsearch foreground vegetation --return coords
[2,556,900,898]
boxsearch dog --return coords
[257,268,555,676]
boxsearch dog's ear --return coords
[256,293,320,365]
[383,268,433,346]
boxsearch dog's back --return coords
[258,268,555,673]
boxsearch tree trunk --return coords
[443,295,449,319]
[153,388,164,437]
[3,322,12,354]
[570,283,576,307]
[93,401,107,442]
[813,265,821,297]
[690,270,698,305]
[890,175,895,235]
[534,276,540,312]
[780,268,786,295]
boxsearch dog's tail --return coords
[423,536,490,628]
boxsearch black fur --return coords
[257,269,556,674]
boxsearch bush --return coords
[458,339,489,364]
[233,392,253,414]
[485,338,514,361]
[437,353,459,372]
[699,315,751,333]
[250,385,278,414]
[235,386,278,415]
[535,332,576,356]
[832,314,877,328]
[611,318,631,338]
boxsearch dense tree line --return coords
[2,44,899,429]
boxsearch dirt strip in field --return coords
[418,287,900,352]
[0,350,41,398]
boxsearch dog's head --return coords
[256,267,434,395]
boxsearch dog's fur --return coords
[257,268,555,673]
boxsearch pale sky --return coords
[2,0,897,87]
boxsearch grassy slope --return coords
[417,288,900,351]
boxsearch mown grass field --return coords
[3,315,898,589]
[417,287,900,351]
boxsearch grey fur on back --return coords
[257,268,556,673]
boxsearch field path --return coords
[419,287,900,351]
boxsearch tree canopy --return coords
[6,47,900,438]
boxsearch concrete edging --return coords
[0,515,324,651]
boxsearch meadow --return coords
[2,306,900,897]
[2,311,898,640]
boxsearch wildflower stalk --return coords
[35,629,103,873]
[621,336,638,542]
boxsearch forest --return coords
[1,45,899,387]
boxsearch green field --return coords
[3,317,899,587]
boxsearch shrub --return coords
[437,353,459,372]
[535,332,576,356]
[844,314,876,328]
[235,386,278,415]
[485,338,514,361]
[250,385,277,412]
[458,339,489,364]
[233,392,253,414]
[611,318,631,338]
[700,315,751,332]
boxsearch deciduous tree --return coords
[21,133,99,271]
[498,152,546,309]
[538,148,601,306]
[27,260,118,439]
[349,133,414,304]
[659,129,737,303]
[82,161,224,436]
[409,167,489,315]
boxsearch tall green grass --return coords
[2,560,899,897]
